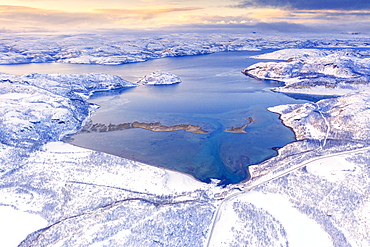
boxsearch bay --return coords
[0,51,308,184]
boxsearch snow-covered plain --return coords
[0,206,47,247]
[0,33,370,246]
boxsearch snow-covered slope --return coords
[0,72,135,99]
[213,147,370,246]
[243,49,370,95]
[249,48,368,60]
[268,91,370,141]
[0,73,135,149]
[0,141,218,247]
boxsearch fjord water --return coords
[0,51,307,184]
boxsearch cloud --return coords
[0,27,14,33]
[229,2,370,26]
[153,21,318,34]
[252,21,315,32]
[0,5,104,25]
[235,0,370,10]
[1,3,369,33]
[94,7,202,20]
[0,5,204,32]
[278,10,370,26]
[300,10,370,23]
[174,13,255,25]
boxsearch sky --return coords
[1,0,370,33]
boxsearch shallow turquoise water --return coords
[0,51,308,184]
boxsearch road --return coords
[205,145,370,247]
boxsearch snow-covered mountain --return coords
[1,33,370,65]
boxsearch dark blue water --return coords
[0,51,308,184]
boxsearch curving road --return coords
[205,145,370,247]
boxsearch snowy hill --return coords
[1,33,370,65]
[243,48,370,95]
[0,73,135,149]
[268,91,370,142]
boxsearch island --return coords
[136,71,182,85]
[225,117,254,133]
[81,121,208,134]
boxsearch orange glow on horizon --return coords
[0,1,369,32]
